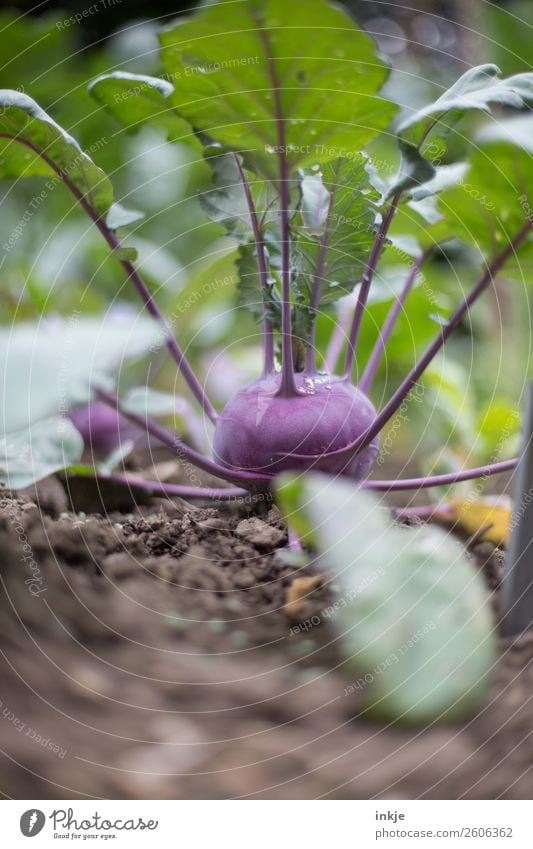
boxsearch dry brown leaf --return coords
[284,575,324,621]
[444,496,512,547]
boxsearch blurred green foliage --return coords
[0,2,532,483]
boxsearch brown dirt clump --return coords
[0,479,531,800]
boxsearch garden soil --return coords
[0,470,531,800]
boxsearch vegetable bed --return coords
[0,472,531,800]
[1,0,533,801]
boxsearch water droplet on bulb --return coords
[301,377,317,395]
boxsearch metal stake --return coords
[501,382,533,637]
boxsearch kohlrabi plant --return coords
[1,0,532,504]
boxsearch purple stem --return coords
[257,22,297,397]
[363,457,517,491]
[98,228,218,423]
[0,132,218,423]
[233,153,275,375]
[287,526,304,553]
[393,504,445,520]
[343,192,401,378]
[278,125,297,396]
[324,315,348,375]
[98,471,247,500]
[359,250,429,394]
[275,221,532,469]
[305,187,337,374]
[352,220,532,457]
[342,119,441,380]
[94,387,271,488]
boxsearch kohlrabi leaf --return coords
[203,149,302,331]
[0,312,161,436]
[159,0,397,181]
[388,141,437,198]
[121,386,208,452]
[112,246,138,263]
[433,115,533,264]
[0,416,84,489]
[89,71,200,148]
[122,386,187,417]
[418,358,479,456]
[98,440,136,474]
[409,162,469,202]
[293,158,378,306]
[390,65,533,197]
[300,171,332,236]
[201,149,279,243]
[275,472,495,724]
[0,90,113,215]
[399,65,533,145]
[106,202,145,230]
[388,192,450,256]
[237,240,281,327]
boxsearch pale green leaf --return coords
[0,417,84,489]
[106,202,145,229]
[390,65,533,197]
[276,472,495,723]
[121,386,209,452]
[399,65,533,144]
[0,313,161,436]
[434,115,533,262]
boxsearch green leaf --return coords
[89,71,200,148]
[122,386,183,417]
[293,158,378,306]
[275,473,317,543]
[300,171,331,236]
[236,239,281,327]
[420,358,478,455]
[111,246,139,263]
[121,386,206,450]
[0,90,113,215]
[388,191,454,256]
[476,398,520,461]
[0,417,84,489]
[434,114,533,262]
[201,148,280,243]
[391,156,467,204]
[0,313,161,436]
[159,0,397,180]
[365,263,421,304]
[205,152,303,331]
[106,202,145,229]
[275,472,495,724]
[390,64,533,197]
[409,162,468,202]
[399,65,533,144]
[98,440,136,474]
[388,139,437,197]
